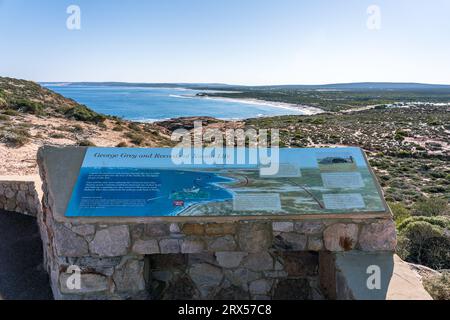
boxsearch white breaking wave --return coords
[169,93,324,115]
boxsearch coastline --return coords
[45,84,325,122]
[172,93,324,116]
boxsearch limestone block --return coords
[189,263,223,297]
[323,223,359,251]
[6,198,16,211]
[237,223,272,253]
[182,223,205,236]
[59,273,109,294]
[224,268,260,289]
[249,279,273,295]
[113,259,146,293]
[170,223,181,234]
[159,239,180,254]
[187,253,216,266]
[145,223,170,237]
[205,223,236,236]
[69,256,122,276]
[132,239,160,255]
[89,226,130,257]
[274,233,307,251]
[242,252,273,271]
[358,220,397,251]
[308,236,324,251]
[181,239,205,254]
[215,252,248,268]
[295,221,325,234]
[26,195,37,210]
[19,183,29,191]
[71,224,96,237]
[16,190,27,203]
[4,188,15,199]
[272,222,294,233]
[54,223,89,257]
[207,235,237,251]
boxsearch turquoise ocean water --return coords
[44,85,307,121]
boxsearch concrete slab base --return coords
[320,252,432,300]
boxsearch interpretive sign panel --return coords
[65,147,388,217]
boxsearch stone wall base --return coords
[0,180,41,216]
[51,251,324,300]
[37,146,399,300]
[147,252,322,300]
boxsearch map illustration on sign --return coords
[65,147,388,217]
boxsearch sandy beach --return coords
[174,94,325,116]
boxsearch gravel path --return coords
[0,210,53,300]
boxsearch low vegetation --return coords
[0,77,173,151]
[423,271,450,300]
[77,139,96,147]
[0,127,31,147]
[197,86,450,112]
[0,77,106,123]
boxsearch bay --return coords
[45,84,309,121]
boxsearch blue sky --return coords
[1,0,449,85]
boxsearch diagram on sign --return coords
[65,148,388,217]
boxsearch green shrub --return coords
[423,271,450,300]
[50,133,66,139]
[412,198,449,216]
[2,109,20,116]
[63,105,106,123]
[423,186,446,194]
[394,133,406,141]
[420,237,450,270]
[78,139,96,147]
[12,99,45,115]
[57,124,84,133]
[116,142,128,148]
[398,216,450,231]
[310,118,325,125]
[397,219,450,269]
[0,114,10,121]
[0,128,31,147]
[128,122,142,132]
[388,202,411,225]
[401,221,443,240]
[125,132,145,146]
[395,150,413,157]
[71,124,84,132]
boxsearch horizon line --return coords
[37,80,450,87]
